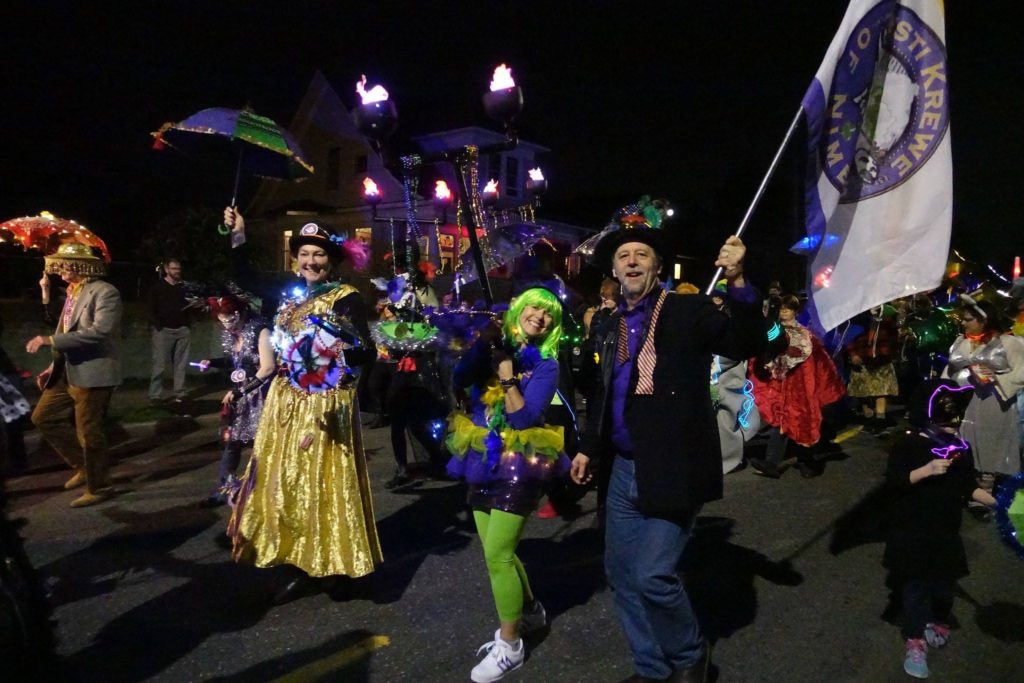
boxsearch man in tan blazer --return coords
[26,243,122,507]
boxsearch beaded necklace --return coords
[221,318,265,370]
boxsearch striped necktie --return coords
[615,315,629,365]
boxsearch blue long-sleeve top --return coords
[453,341,559,431]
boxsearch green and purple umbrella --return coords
[152,107,314,210]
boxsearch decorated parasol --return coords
[152,108,314,230]
[0,211,111,263]
[455,222,551,285]
[426,308,501,354]
[371,321,438,354]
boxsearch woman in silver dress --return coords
[198,292,276,506]
[942,296,1024,506]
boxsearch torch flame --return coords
[489,64,516,91]
[363,177,380,197]
[434,180,451,202]
[527,168,544,182]
[40,211,55,220]
[482,179,499,194]
[1015,256,1021,279]
[356,74,389,104]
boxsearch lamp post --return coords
[433,180,452,222]
[363,177,382,218]
[352,75,397,149]
[525,167,547,198]
[482,64,524,142]
[354,64,534,306]
[480,179,499,209]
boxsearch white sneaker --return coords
[470,629,524,682]
[520,599,547,633]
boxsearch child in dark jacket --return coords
[884,379,996,679]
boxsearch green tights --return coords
[473,508,533,623]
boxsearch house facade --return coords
[243,72,590,299]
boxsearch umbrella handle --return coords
[39,268,51,305]
[217,144,246,235]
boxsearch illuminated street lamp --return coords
[363,177,382,217]
[481,179,499,207]
[433,180,453,220]
[482,64,523,134]
[353,75,398,144]
[525,167,547,196]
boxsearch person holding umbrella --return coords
[25,244,122,508]
[224,209,381,603]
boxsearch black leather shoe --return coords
[668,648,710,683]
[368,415,390,429]
[271,574,317,605]
[384,470,413,490]
[749,457,782,479]
[797,459,823,479]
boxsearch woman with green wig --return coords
[445,286,571,683]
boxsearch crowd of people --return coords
[0,202,1021,682]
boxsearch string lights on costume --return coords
[738,380,756,430]
[401,154,423,270]
[269,289,361,394]
[994,473,1024,561]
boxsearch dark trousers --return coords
[765,426,817,466]
[390,414,443,469]
[901,578,954,639]
[367,361,395,416]
[218,440,245,482]
[31,375,114,493]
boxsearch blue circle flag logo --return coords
[823,2,949,202]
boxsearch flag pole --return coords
[706,105,805,294]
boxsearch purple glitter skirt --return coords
[447,449,571,516]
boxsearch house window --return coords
[326,147,341,189]
[354,154,368,174]
[503,156,520,196]
[505,156,520,197]
[282,230,293,271]
[488,153,501,183]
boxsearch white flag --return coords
[795,0,951,332]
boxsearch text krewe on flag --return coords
[794,0,951,333]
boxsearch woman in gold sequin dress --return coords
[225,211,380,601]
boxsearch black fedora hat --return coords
[289,222,344,261]
[592,215,666,276]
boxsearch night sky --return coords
[4,1,1022,286]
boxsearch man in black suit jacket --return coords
[571,219,778,683]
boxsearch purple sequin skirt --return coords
[227,383,269,443]
[447,449,571,516]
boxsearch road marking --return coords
[834,426,862,443]
[271,634,391,682]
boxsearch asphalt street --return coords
[8,393,1023,682]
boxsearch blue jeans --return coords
[605,456,703,678]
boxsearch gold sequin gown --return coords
[230,284,382,577]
